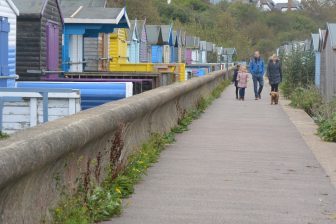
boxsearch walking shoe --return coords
[255,97,258,100]
[258,95,261,99]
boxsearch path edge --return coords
[280,97,336,189]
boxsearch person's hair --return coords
[240,65,247,72]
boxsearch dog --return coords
[270,91,279,105]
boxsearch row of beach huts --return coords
[277,22,336,102]
[0,0,236,134]
[311,23,336,102]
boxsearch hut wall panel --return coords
[98,33,109,71]
[139,28,148,62]
[315,52,321,88]
[0,0,17,84]
[84,37,99,71]
[16,18,41,80]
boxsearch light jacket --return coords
[237,72,249,88]
[249,57,264,77]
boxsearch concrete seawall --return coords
[0,71,225,223]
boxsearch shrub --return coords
[289,85,323,116]
[318,113,336,142]
[281,50,315,97]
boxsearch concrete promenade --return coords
[103,83,336,224]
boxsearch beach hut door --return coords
[0,17,9,80]
[69,35,83,72]
[46,23,59,78]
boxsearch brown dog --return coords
[270,92,279,105]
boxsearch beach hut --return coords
[127,20,140,63]
[109,28,128,69]
[0,0,19,87]
[161,25,173,63]
[320,23,336,101]
[146,25,163,63]
[13,0,63,81]
[185,36,192,65]
[179,30,186,63]
[138,19,148,63]
[60,0,111,72]
[61,2,129,73]
[311,33,321,88]
[191,37,200,64]
[171,30,180,63]
[200,41,207,63]
[206,42,216,63]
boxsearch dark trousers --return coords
[271,83,279,92]
[239,88,246,99]
[252,75,264,97]
[235,86,239,98]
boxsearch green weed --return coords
[52,80,229,223]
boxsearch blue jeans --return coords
[239,88,246,98]
[252,75,264,98]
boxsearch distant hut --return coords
[185,35,194,65]
[179,30,186,63]
[311,33,321,88]
[138,19,148,63]
[320,23,336,101]
[192,37,200,64]
[160,25,173,63]
[0,0,19,87]
[13,0,63,80]
[146,25,163,63]
[171,30,180,63]
[206,42,216,63]
[199,41,207,63]
[61,3,129,73]
[127,20,140,63]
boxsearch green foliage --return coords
[281,50,315,97]
[52,80,230,223]
[289,86,323,116]
[318,113,336,142]
[0,132,9,140]
[108,0,336,59]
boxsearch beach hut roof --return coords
[136,19,146,37]
[146,25,163,45]
[326,23,336,49]
[223,48,237,55]
[160,25,172,44]
[60,0,107,8]
[127,20,139,41]
[13,0,59,16]
[62,6,129,26]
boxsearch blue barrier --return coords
[17,82,133,110]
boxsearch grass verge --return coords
[283,85,336,142]
[0,132,9,140]
[52,80,230,224]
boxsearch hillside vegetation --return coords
[108,0,336,60]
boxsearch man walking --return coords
[249,51,265,100]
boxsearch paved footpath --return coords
[102,82,336,224]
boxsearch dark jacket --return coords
[232,68,239,86]
[267,59,282,85]
[249,57,265,76]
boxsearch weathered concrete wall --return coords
[0,71,225,223]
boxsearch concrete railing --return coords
[0,70,226,224]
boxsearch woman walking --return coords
[237,66,250,101]
[267,54,282,93]
[267,54,282,105]
[232,64,240,99]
